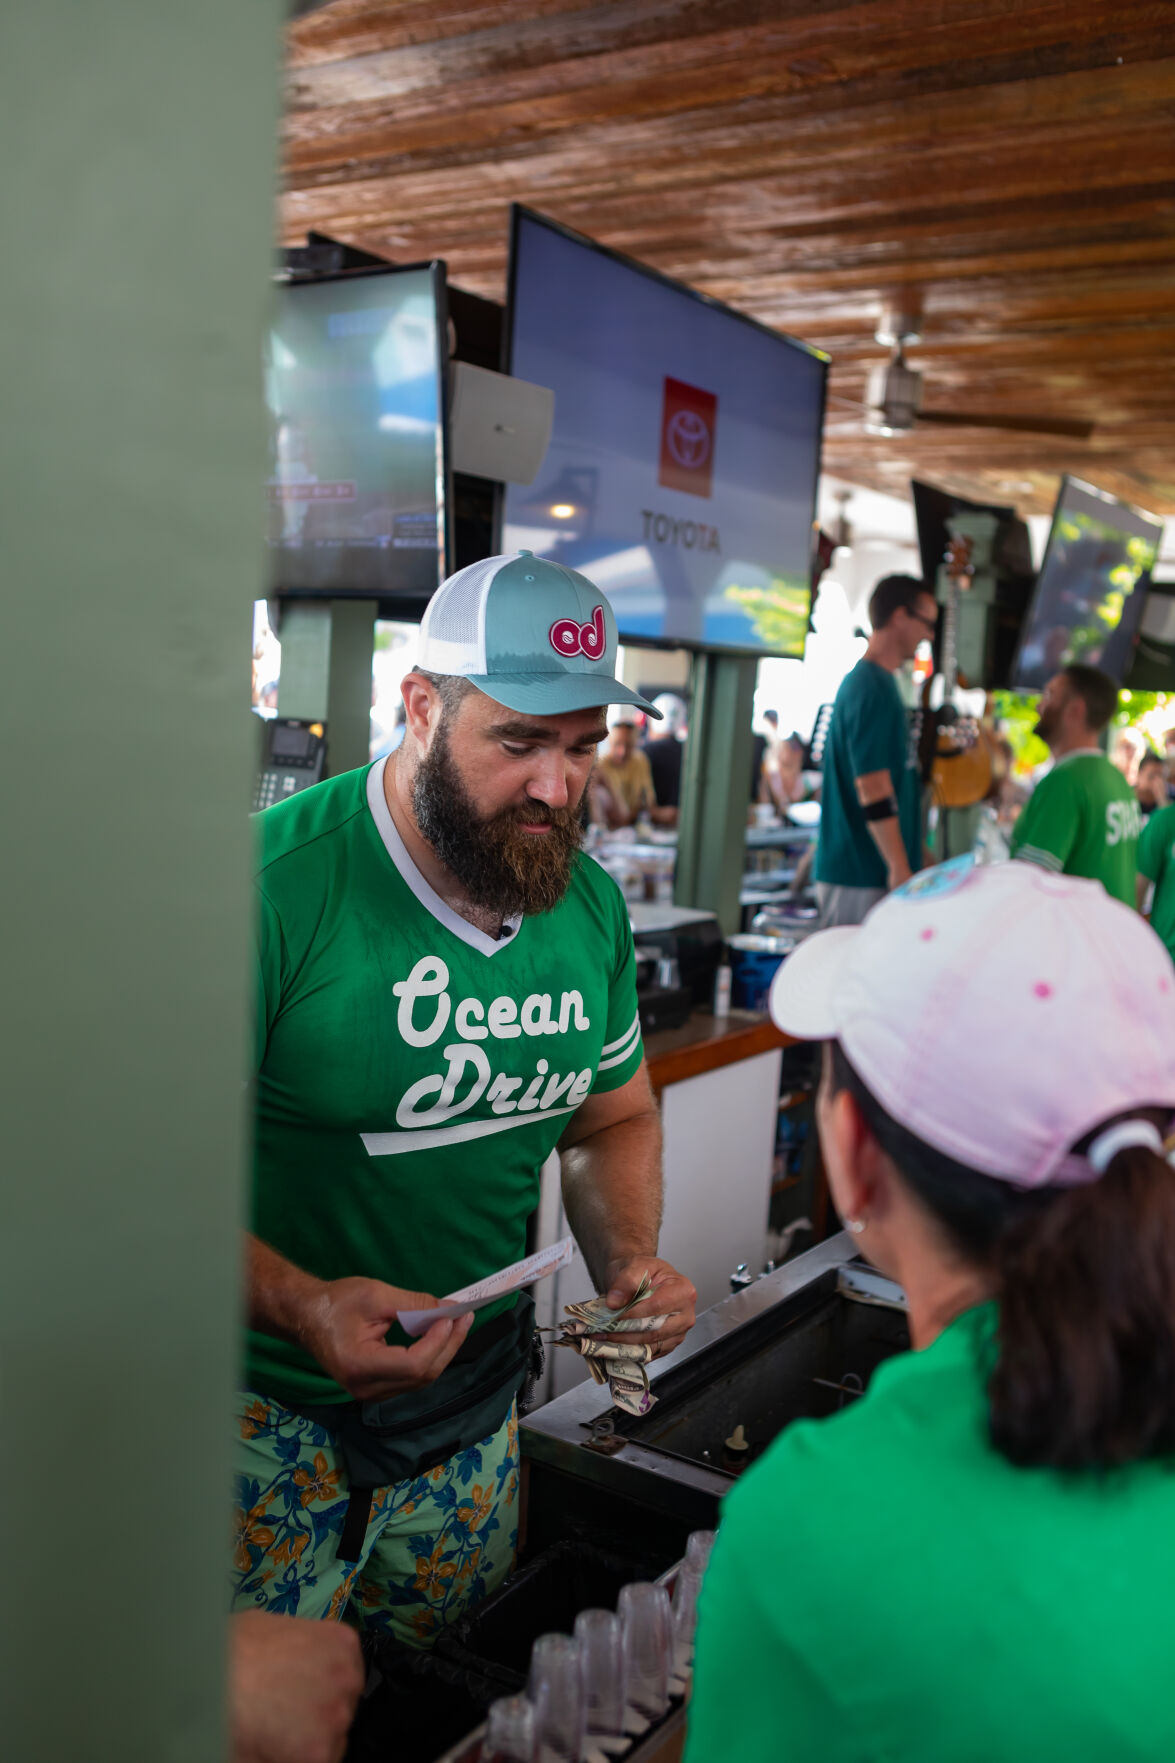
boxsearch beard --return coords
[412,721,584,918]
[1034,705,1059,744]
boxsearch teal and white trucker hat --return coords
[417,551,661,719]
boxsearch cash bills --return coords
[548,1274,664,1416]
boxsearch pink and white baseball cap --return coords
[769,858,1175,1188]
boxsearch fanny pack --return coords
[285,1292,539,1562]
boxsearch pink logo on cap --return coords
[549,604,606,661]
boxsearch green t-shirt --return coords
[814,659,921,888]
[1010,749,1141,904]
[1138,801,1175,958]
[686,1305,1175,1763]
[250,758,644,1404]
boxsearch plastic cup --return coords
[617,1581,672,1721]
[685,1529,717,1574]
[481,1694,536,1762]
[670,1562,702,1676]
[528,1632,585,1762]
[573,1607,627,1744]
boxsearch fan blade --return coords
[918,410,1094,440]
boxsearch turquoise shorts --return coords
[231,1389,520,1647]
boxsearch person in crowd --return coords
[1164,727,1175,798]
[1009,663,1141,903]
[763,729,806,815]
[750,710,775,804]
[642,692,687,815]
[231,1612,363,1763]
[1110,724,1145,783]
[1137,790,1175,960]
[812,573,937,925]
[592,712,658,827]
[1135,749,1167,818]
[239,552,696,1641]
[687,859,1175,1763]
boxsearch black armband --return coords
[862,795,899,823]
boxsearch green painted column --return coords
[278,599,378,777]
[675,652,757,933]
[0,4,278,1758]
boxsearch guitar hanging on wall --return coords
[918,534,999,808]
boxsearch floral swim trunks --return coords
[231,1390,520,1647]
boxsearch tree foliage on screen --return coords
[721,575,810,656]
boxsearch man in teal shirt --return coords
[1010,664,1141,904]
[814,573,937,925]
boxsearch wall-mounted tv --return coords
[1011,476,1164,692]
[502,208,828,656]
[265,262,448,597]
[911,479,1036,689]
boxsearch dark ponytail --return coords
[827,1042,1175,1470]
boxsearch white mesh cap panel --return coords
[418,553,519,676]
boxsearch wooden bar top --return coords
[644,1008,791,1093]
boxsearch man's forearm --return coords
[247,1233,327,1347]
[867,814,910,882]
[559,1109,663,1292]
[854,768,909,884]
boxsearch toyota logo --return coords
[666,409,711,469]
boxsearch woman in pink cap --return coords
[686,857,1175,1763]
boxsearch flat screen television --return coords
[265,262,448,597]
[1011,476,1164,692]
[502,207,828,656]
[1124,576,1175,691]
[911,479,1036,689]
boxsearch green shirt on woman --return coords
[686,1305,1175,1763]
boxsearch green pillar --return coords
[675,652,757,934]
[0,3,278,1758]
[277,600,377,777]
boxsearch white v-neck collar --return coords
[366,757,522,959]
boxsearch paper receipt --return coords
[397,1235,576,1338]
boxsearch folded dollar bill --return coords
[546,1273,661,1415]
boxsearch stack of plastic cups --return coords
[672,1530,717,1692]
[573,1608,628,1759]
[528,1633,585,1763]
[617,1581,672,1737]
[480,1694,536,1762]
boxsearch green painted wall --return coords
[0,4,278,1757]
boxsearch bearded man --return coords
[1009,662,1141,905]
[235,552,696,1647]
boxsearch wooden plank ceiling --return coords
[281,1,1175,520]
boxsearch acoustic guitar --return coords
[919,534,999,809]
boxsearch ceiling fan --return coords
[863,314,1094,441]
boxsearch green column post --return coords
[0,3,278,1758]
[277,600,377,777]
[675,652,757,934]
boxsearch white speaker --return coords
[447,361,554,485]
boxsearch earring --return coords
[844,1217,866,1235]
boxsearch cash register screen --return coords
[271,724,314,761]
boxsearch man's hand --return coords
[230,1610,364,1763]
[887,856,913,891]
[302,1277,473,1403]
[599,1255,697,1358]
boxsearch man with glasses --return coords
[814,574,938,926]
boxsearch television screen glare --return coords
[503,209,828,656]
[265,264,446,596]
[1011,477,1164,691]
